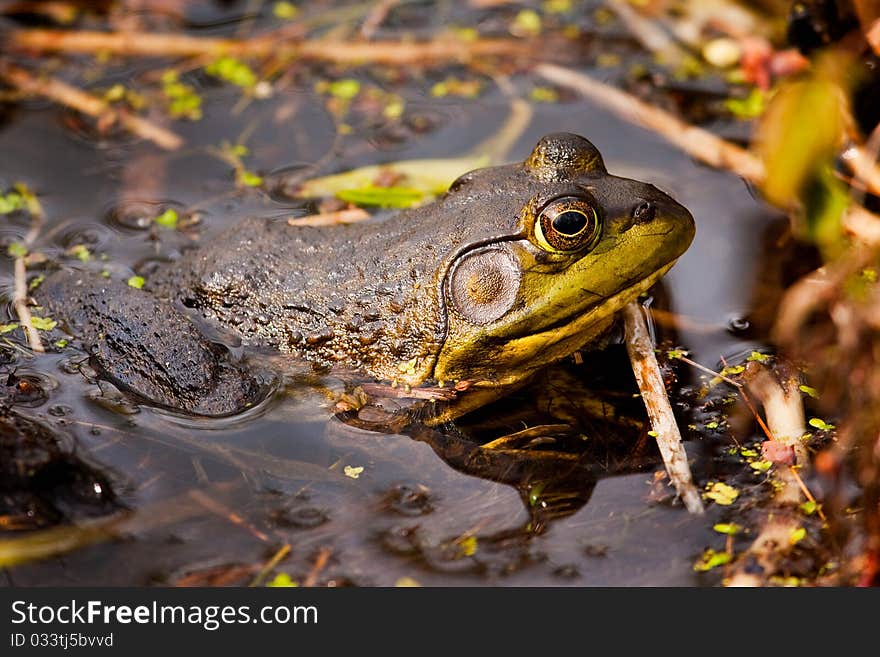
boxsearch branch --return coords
[10,28,534,65]
[623,303,704,514]
[0,62,183,151]
[535,63,767,184]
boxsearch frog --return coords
[35,133,695,421]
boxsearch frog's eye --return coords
[534,197,600,253]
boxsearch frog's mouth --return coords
[468,261,676,388]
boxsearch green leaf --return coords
[238,170,263,188]
[68,244,91,262]
[30,316,57,331]
[273,1,298,19]
[529,86,559,103]
[693,548,732,572]
[800,500,819,515]
[749,460,773,473]
[266,573,298,587]
[6,242,27,258]
[543,0,572,13]
[808,417,835,431]
[0,323,19,334]
[53,338,68,348]
[713,523,742,535]
[724,87,765,119]
[512,9,542,36]
[799,385,819,399]
[162,70,203,120]
[154,208,179,229]
[789,527,806,545]
[127,275,145,289]
[28,274,45,291]
[205,57,257,88]
[746,351,771,362]
[0,192,25,214]
[327,79,361,100]
[336,186,426,209]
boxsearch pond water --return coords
[0,1,790,586]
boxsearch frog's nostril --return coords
[632,201,655,224]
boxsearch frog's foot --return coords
[37,269,268,417]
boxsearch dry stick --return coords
[188,489,271,543]
[13,258,43,353]
[12,188,45,353]
[288,208,370,226]
[535,63,767,185]
[476,74,534,164]
[303,547,332,587]
[360,0,399,39]
[10,28,533,65]
[623,303,704,514]
[249,543,292,588]
[605,0,688,64]
[842,144,880,197]
[0,63,183,151]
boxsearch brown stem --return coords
[0,62,183,151]
[11,28,533,65]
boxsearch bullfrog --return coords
[36,133,695,420]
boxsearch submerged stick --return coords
[0,62,183,150]
[623,302,704,514]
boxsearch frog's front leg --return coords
[37,269,267,416]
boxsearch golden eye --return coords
[534,197,600,253]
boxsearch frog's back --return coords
[147,166,536,380]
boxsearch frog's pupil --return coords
[552,210,588,235]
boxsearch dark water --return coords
[0,1,788,586]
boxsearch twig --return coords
[0,62,183,151]
[12,186,45,353]
[475,74,533,164]
[287,208,370,226]
[623,302,704,514]
[360,0,398,40]
[303,547,332,587]
[535,63,767,184]
[678,355,743,388]
[842,144,880,198]
[11,28,534,65]
[869,19,880,55]
[605,0,688,65]
[249,543,292,587]
[188,489,270,543]
[13,258,43,353]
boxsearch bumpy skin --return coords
[37,133,695,417]
[38,272,265,415]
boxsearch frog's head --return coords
[429,132,694,396]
